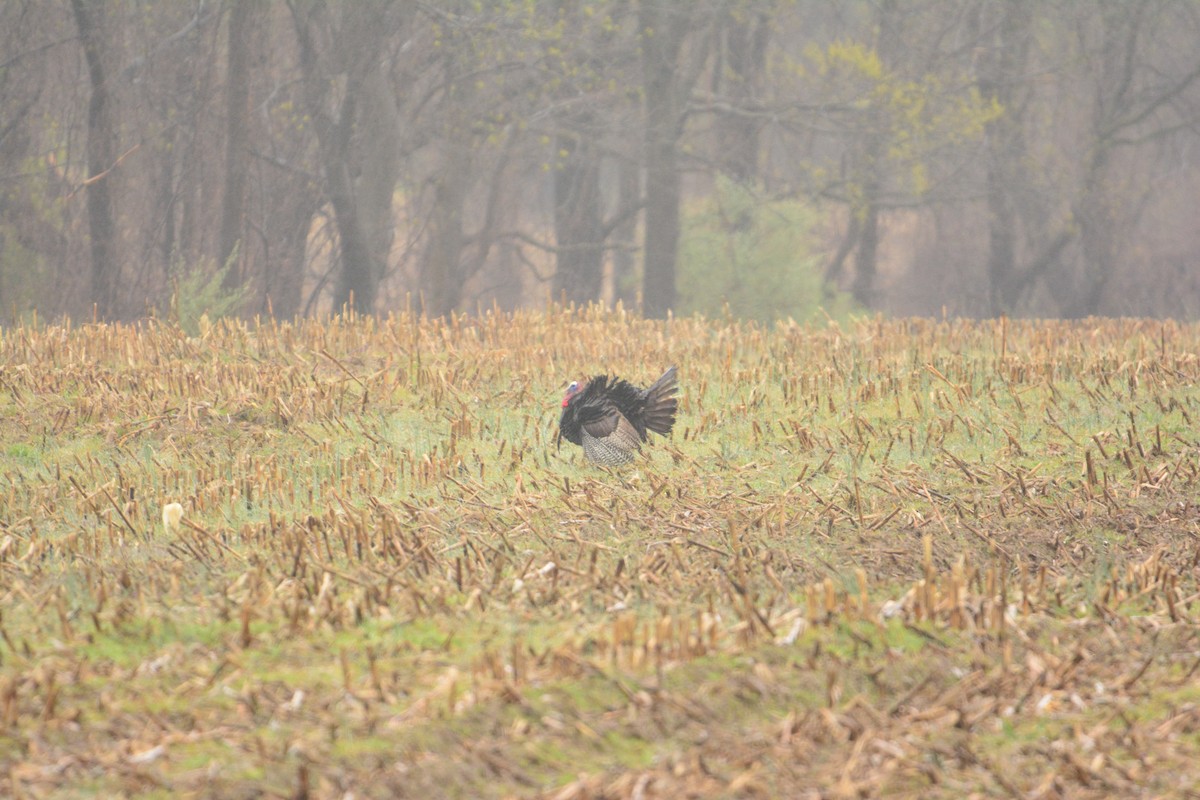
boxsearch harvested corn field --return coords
[2,310,1200,798]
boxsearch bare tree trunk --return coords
[423,136,469,317]
[419,34,476,318]
[219,0,263,289]
[1070,149,1117,317]
[852,202,878,307]
[292,2,396,315]
[354,64,400,307]
[848,0,900,311]
[714,7,769,184]
[263,199,315,319]
[325,87,377,315]
[612,156,640,308]
[984,158,1019,315]
[639,1,687,319]
[70,0,120,319]
[1066,6,1145,317]
[552,128,604,304]
[977,0,1032,315]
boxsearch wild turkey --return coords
[559,366,678,466]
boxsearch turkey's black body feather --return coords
[559,367,677,466]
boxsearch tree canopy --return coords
[2,0,1199,322]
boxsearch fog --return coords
[4,1,1200,323]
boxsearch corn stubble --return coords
[1,310,1200,797]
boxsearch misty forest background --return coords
[3,0,1200,327]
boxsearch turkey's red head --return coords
[562,380,582,408]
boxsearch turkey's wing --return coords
[580,405,622,439]
[583,409,641,451]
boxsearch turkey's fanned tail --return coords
[640,366,678,436]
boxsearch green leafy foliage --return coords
[169,253,248,336]
[796,38,1001,198]
[677,178,857,324]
